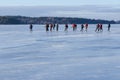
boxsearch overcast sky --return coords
[0,0,120,20]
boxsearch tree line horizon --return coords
[0,16,119,24]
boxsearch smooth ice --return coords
[0,24,120,80]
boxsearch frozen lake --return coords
[0,24,120,80]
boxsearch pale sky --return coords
[0,0,120,6]
[0,0,120,20]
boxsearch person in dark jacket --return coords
[65,24,68,31]
[29,24,33,31]
[56,24,59,31]
[45,23,49,31]
[80,24,84,32]
[108,24,111,31]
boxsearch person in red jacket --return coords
[95,24,100,32]
[50,24,53,31]
[99,24,103,32]
[85,23,88,32]
[72,24,77,31]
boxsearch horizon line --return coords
[0,15,117,21]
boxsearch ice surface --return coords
[0,24,120,80]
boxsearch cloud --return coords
[0,5,120,20]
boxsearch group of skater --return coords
[95,24,103,32]
[45,23,59,31]
[29,23,111,32]
[44,23,89,32]
[95,23,111,32]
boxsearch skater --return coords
[29,24,33,31]
[80,24,84,32]
[108,23,111,31]
[53,24,56,30]
[65,24,68,31]
[50,24,53,31]
[56,24,59,31]
[45,23,49,31]
[95,24,100,32]
[72,24,77,31]
[85,23,88,32]
[99,24,103,32]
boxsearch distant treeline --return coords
[0,16,118,24]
